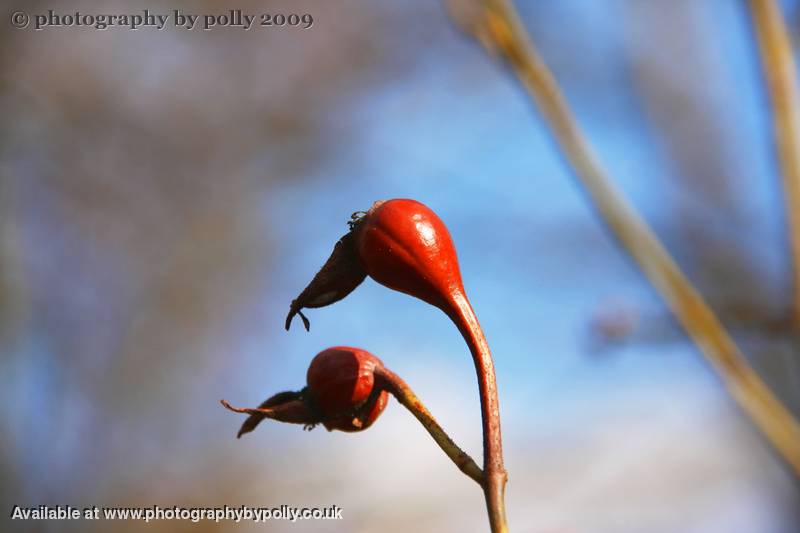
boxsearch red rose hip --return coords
[221,347,388,435]
[306,347,388,432]
[352,199,465,312]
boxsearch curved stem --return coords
[374,365,485,486]
[748,0,800,327]
[450,0,800,475]
[445,292,508,533]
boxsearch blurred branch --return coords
[748,0,800,327]
[449,0,800,475]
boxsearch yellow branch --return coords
[450,0,800,475]
[748,0,800,327]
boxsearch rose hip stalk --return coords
[222,346,483,484]
[286,200,508,533]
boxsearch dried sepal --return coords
[220,390,318,438]
[285,231,367,331]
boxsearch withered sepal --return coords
[285,231,366,331]
[220,390,319,438]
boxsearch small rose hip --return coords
[222,346,388,436]
[223,345,484,484]
[306,346,388,432]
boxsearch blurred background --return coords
[2,0,800,531]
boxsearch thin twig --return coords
[449,0,800,475]
[374,366,485,486]
[748,0,800,328]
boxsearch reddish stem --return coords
[445,291,507,533]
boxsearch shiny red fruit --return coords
[353,199,465,312]
[284,198,473,331]
[306,347,389,432]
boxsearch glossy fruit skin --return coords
[353,199,465,312]
[306,347,389,432]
